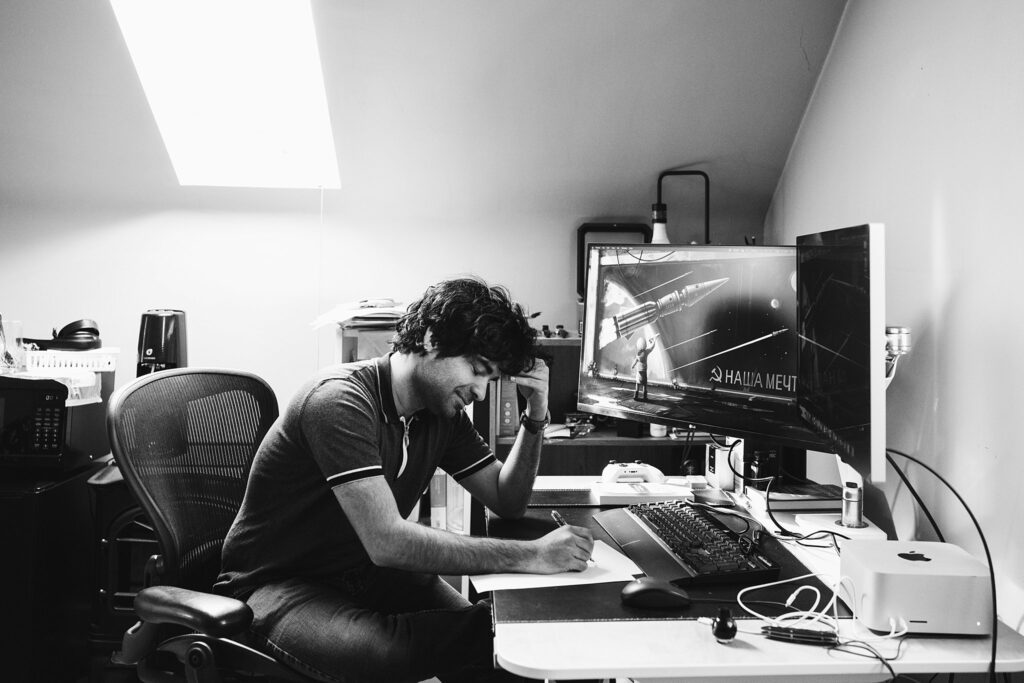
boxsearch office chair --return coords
[107,367,317,683]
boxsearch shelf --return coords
[496,431,716,448]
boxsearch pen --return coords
[551,510,595,564]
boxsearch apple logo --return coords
[898,550,932,562]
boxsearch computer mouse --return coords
[620,577,692,609]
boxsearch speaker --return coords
[137,309,187,376]
[538,337,581,424]
[494,337,582,433]
[496,380,520,436]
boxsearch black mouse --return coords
[620,577,692,609]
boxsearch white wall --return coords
[0,1,844,403]
[766,0,1024,631]
[0,204,324,399]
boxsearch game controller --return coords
[601,460,666,484]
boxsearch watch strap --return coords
[519,410,551,434]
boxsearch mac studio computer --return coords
[575,223,888,530]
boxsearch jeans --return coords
[246,566,530,683]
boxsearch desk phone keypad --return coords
[32,406,63,453]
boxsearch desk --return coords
[489,477,1024,682]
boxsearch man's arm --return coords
[333,476,593,575]
[460,359,550,519]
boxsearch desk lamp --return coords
[651,169,711,244]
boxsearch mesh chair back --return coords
[108,368,278,590]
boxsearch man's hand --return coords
[505,358,550,420]
[526,524,595,573]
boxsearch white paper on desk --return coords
[469,541,641,592]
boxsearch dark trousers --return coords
[246,567,529,683]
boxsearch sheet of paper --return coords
[469,540,641,593]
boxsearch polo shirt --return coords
[215,354,494,600]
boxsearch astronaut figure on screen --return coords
[631,336,657,400]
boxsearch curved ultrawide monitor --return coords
[577,243,826,449]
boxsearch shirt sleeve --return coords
[440,410,495,482]
[299,378,383,487]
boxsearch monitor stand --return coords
[795,456,888,541]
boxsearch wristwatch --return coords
[519,410,551,434]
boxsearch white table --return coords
[491,477,1024,682]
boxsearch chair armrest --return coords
[135,585,253,638]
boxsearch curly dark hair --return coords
[393,277,538,376]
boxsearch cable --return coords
[886,448,998,683]
[687,500,757,537]
[885,454,945,542]
[789,528,846,552]
[676,424,699,475]
[759,475,799,537]
[830,639,918,682]
[707,432,731,450]
[735,571,842,629]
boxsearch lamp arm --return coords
[656,169,711,244]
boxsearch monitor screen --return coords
[796,223,886,484]
[577,243,826,448]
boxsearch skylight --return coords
[110,0,340,189]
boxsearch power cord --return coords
[755,475,851,549]
[886,453,945,542]
[886,447,998,683]
[709,441,851,550]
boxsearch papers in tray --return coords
[590,481,694,505]
[311,299,406,330]
[745,484,842,511]
[469,541,641,592]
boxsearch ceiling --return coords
[0,0,847,244]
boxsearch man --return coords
[215,277,594,682]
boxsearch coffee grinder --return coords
[136,309,187,376]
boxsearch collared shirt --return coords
[215,354,493,600]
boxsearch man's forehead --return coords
[473,355,500,377]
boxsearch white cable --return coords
[842,617,910,645]
[736,572,840,628]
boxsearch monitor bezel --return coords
[796,222,886,484]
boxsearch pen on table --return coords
[550,510,595,564]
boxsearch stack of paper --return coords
[311,299,406,330]
[745,484,842,511]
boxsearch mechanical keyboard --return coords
[593,500,780,586]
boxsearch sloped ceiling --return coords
[0,0,845,243]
